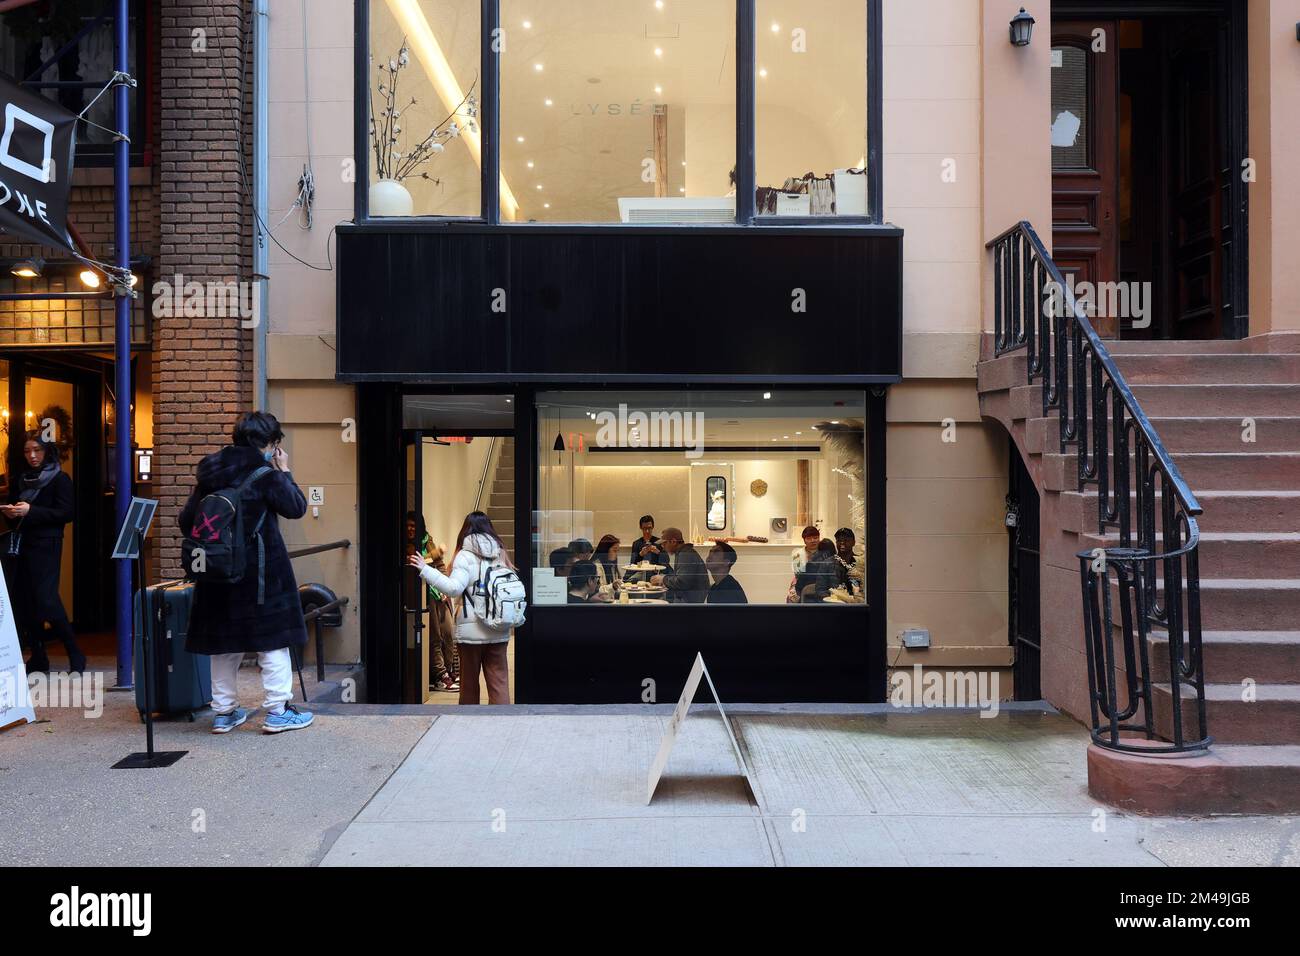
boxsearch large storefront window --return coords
[368,0,482,217]
[500,0,736,223]
[361,1,879,223]
[535,390,867,606]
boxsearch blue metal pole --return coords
[113,0,134,689]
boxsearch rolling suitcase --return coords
[133,580,211,721]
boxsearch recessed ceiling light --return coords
[534,63,544,72]
[783,435,790,439]
[654,84,663,94]
[771,22,780,33]
[681,160,686,166]
[759,67,768,78]
[544,98,553,106]
[517,135,525,143]
[655,0,664,9]
[654,47,663,57]
[526,160,535,168]
[795,431,802,435]
[543,203,550,208]
[536,184,543,190]
[762,392,771,399]
[522,20,532,29]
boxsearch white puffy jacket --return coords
[419,533,512,644]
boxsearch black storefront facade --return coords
[342,0,901,705]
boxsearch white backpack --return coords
[465,558,528,631]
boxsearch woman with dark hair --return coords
[407,510,515,705]
[593,534,620,587]
[180,411,313,734]
[2,432,83,673]
[796,539,840,603]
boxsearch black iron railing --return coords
[988,221,1210,754]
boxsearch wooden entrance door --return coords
[1051,20,1119,337]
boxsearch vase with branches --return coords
[369,40,478,214]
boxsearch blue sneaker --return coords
[211,707,250,734]
[263,704,314,734]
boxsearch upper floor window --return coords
[360,0,879,224]
[0,0,147,166]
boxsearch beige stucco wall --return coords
[267,0,360,661]
[882,0,1014,693]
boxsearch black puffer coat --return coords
[178,445,308,654]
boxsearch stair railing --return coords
[473,436,500,513]
[988,221,1210,754]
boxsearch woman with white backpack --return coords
[406,511,526,704]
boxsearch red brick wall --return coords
[153,0,254,575]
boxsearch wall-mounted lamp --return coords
[11,257,44,279]
[1010,7,1035,47]
[79,268,102,289]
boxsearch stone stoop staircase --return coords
[483,437,515,555]
[979,335,1300,814]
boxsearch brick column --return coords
[153,0,253,576]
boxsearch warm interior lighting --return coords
[386,0,520,220]
[80,269,102,288]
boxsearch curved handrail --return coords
[987,221,1200,517]
[988,220,1209,754]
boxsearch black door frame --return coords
[1,352,108,629]
[1054,0,1249,339]
[1007,440,1041,701]
[359,381,888,704]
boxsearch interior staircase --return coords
[483,437,515,555]
[979,333,1300,814]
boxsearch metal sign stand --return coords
[111,497,185,769]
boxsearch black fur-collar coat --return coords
[178,445,308,654]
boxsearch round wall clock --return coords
[750,478,768,498]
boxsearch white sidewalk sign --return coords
[0,561,35,731]
[646,652,756,805]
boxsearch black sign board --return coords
[0,72,77,252]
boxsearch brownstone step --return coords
[1088,743,1300,814]
[1150,630,1300,685]
[1012,383,1300,420]
[1059,489,1300,534]
[1153,682,1300,745]
[1108,577,1300,631]
[1082,531,1300,579]
[1030,414,1300,454]
[1110,352,1300,384]
[1044,451,1300,493]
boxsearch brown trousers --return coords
[457,641,510,705]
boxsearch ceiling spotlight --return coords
[654,84,663,94]
[762,392,771,400]
[536,184,543,190]
[543,202,550,208]
[544,98,553,106]
[517,135,526,143]
[655,0,664,8]
[534,63,544,72]
[79,269,102,288]
[654,47,663,57]
[522,20,532,29]
[759,67,768,78]
[771,22,780,32]
[10,257,43,279]
[526,160,535,168]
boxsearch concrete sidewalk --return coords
[321,708,1300,867]
[3,670,1298,866]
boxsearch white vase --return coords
[369,178,414,217]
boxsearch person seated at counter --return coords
[796,539,840,603]
[787,525,823,603]
[705,541,748,604]
[628,515,669,569]
[649,527,709,603]
[567,560,601,603]
[834,527,861,594]
[549,546,574,577]
[593,534,620,587]
[568,538,594,564]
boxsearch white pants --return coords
[209,649,293,714]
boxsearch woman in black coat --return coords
[179,412,313,734]
[2,433,84,673]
